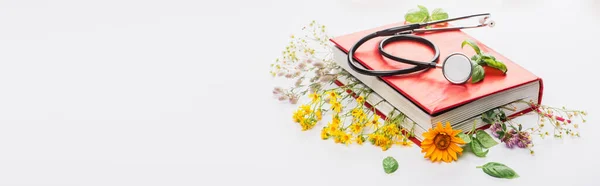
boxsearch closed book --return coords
[330,22,544,137]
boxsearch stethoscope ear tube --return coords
[346,33,436,77]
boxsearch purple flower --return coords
[489,123,502,137]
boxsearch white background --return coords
[0,0,598,185]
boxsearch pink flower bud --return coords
[289,96,299,104]
[313,62,324,68]
[285,73,293,78]
[273,87,283,94]
[278,95,288,101]
[319,75,334,82]
[295,79,302,87]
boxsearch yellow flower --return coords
[356,96,365,104]
[382,124,400,137]
[350,123,364,134]
[315,110,322,121]
[356,136,365,145]
[321,127,329,140]
[420,122,466,163]
[369,115,381,129]
[309,93,320,103]
[330,101,342,113]
[339,132,352,145]
[396,138,413,147]
[326,91,339,101]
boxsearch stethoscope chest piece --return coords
[441,53,473,84]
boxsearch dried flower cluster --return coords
[270,21,415,151]
[482,100,587,155]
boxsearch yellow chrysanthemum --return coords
[420,122,466,163]
[356,96,365,104]
[330,101,342,113]
[349,123,363,134]
[356,136,365,145]
[321,127,329,140]
[315,110,322,121]
[368,115,381,129]
[309,93,320,103]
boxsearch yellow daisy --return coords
[420,122,466,163]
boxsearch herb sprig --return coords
[461,39,508,83]
[457,121,499,157]
[404,5,449,26]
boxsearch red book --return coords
[330,22,543,142]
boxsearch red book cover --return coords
[330,22,544,116]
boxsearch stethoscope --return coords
[347,13,495,84]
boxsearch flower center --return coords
[433,133,451,150]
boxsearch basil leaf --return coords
[476,130,499,148]
[457,133,471,144]
[477,162,520,179]
[518,124,522,131]
[482,117,491,124]
[461,39,481,55]
[482,58,508,74]
[470,139,488,157]
[502,123,507,131]
[470,64,485,83]
[481,53,496,60]
[499,111,507,120]
[404,5,429,23]
[471,55,482,65]
[430,8,448,21]
[382,156,399,174]
[498,131,505,139]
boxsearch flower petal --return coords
[448,148,458,161]
[424,146,436,158]
[449,143,463,153]
[451,136,466,144]
[421,139,433,146]
[423,131,437,139]
[431,149,440,161]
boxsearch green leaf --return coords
[482,58,508,74]
[477,162,520,179]
[498,131,505,139]
[499,110,507,120]
[470,64,485,83]
[382,156,399,174]
[404,5,429,23]
[501,123,507,131]
[471,55,482,65]
[457,133,472,144]
[430,8,448,21]
[470,139,489,157]
[518,124,522,131]
[476,130,499,148]
[482,117,491,124]
[461,39,481,55]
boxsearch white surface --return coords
[0,0,598,185]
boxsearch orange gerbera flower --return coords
[420,122,466,163]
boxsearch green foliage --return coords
[477,162,520,179]
[461,39,508,83]
[457,121,498,157]
[382,156,399,174]
[404,5,448,25]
